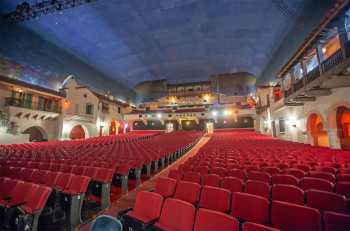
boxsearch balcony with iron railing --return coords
[5,97,60,113]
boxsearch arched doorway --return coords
[336,106,350,150]
[69,125,85,139]
[23,126,47,142]
[109,120,117,135]
[307,114,329,147]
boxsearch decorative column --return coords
[327,128,342,149]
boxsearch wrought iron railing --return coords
[321,49,344,73]
[5,97,60,113]
[306,67,321,83]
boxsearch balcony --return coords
[256,105,269,114]
[321,49,343,73]
[5,97,60,113]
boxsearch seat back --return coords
[245,180,270,199]
[211,167,226,177]
[132,191,163,221]
[154,177,177,198]
[309,171,336,183]
[300,177,334,192]
[284,169,306,179]
[202,174,221,187]
[66,175,91,195]
[168,169,183,180]
[247,171,271,184]
[24,185,52,214]
[174,181,201,204]
[156,198,195,231]
[10,181,36,205]
[323,211,350,231]
[183,172,201,184]
[228,169,246,180]
[243,222,281,231]
[222,177,243,193]
[54,173,72,190]
[0,178,18,198]
[231,192,269,224]
[272,184,304,205]
[271,200,321,231]
[194,208,239,231]
[271,174,299,186]
[335,182,350,198]
[43,171,59,187]
[199,186,231,213]
[306,189,346,213]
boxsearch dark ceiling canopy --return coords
[0,0,324,89]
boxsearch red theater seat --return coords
[199,186,231,213]
[284,168,306,179]
[323,211,350,231]
[228,169,246,181]
[202,174,221,187]
[271,200,321,231]
[247,171,271,183]
[271,184,304,205]
[183,172,201,184]
[306,190,347,213]
[245,180,270,199]
[222,177,244,193]
[64,175,91,195]
[19,185,51,214]
[336,182,350,198]
[262,167,281,176]
[211,167,227,177]
[231,192,269,224]
[271,174,299,187]
[309,171,336,183]
[168,169,183,181]
[154,198,195,231]
[126,191,163,224]
[300,177,334,192]
[243,222,281,231]
[0,181,36,208]
[194,208,239,231]
[154,177,177,198]
[174,181,201,204]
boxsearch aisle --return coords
[78,134,211,230]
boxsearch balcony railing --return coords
[5,97,60,113]
[293,79,304,91]
[321,49,343,73]
[306,67,321,83]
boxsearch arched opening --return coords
[307,114,329,147]
[336,106,350,150]
[23,126,47,142]
[109,120,117,135]
[69,125,85,140]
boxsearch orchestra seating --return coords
[0,131,201,230]
[119,130,350,231]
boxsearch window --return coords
[118,107,121,114]
[101,102,109,113]
[86,103,94,115]
[279,119,286,134]
[292,63,303,81]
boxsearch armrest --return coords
[142,218,159,229]
[117,207,133,218]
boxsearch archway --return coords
[23,126,47,142]
[307,114,329,147]
[336,106,350,150]
[109,120,117,135]
[69,125,85,139]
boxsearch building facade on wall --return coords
[255,2,350,151]
[125,76,257,131]
[0,76,132,143]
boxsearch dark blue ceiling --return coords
[0,0,311,88]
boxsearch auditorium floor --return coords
[77,134,211,231]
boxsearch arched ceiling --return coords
[0,0,311,88]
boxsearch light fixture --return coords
[223,110,232,116]
[186,121,190,125]
[157,113,162,119]
[212,111,218,117]
[322,47,327,54]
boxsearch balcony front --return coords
[4,97,61,120]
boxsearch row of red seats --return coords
[162,130,350,231]
[0,178,52,231]
[120,189,350,231]
[168,170,350,198]
[157,177,349,214]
